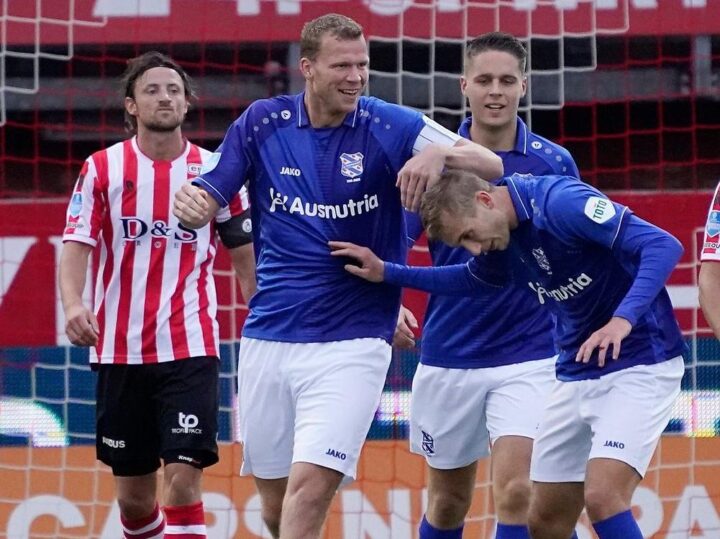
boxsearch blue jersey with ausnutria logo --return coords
[195,93,426,343]
[386,175,688,381]
[408,117,580,369]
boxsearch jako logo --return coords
[325,448,347,460]
[102,436,125,449]
[171,413,202,434]
[280,166,301,176]
[268,188,379,219]
[527,273,593,305]
[603,440,625,449]
[120,218,198,242]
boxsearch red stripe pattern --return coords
[61,137,247,364]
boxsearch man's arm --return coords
[328,241,502,295]
[575,216,683,366]
[699,262,720,339]
[59,241,99,346]
[229,243,257,302]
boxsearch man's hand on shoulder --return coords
[329,241,386,283]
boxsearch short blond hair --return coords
[300,13,364,61]
[421,169,494,241]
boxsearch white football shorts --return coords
[236,337,391,480]
[410,356,556,469]
[530,356,684,482]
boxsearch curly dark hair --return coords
[120,51,196,134]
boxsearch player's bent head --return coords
[300,13,364,61]
[120,51,196,134]
[421,169,493,242]
[465,31,528,74]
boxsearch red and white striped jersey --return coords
[63,137,249,364]
[701,181,720,262]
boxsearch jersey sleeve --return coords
[193,112,253,208]
[543,178,631,249]
[62,157,106,247]
[411,116,462,155]
[369,99,452,171]
[700,181,720,262]
[215,185,253,248]
[543,178,682,327]
[554,146,581,178]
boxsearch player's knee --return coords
[117,492,157,521]
[495,477,531,517]
[427,489,472,527]
[584,485,628,522]
[164,463,202,506]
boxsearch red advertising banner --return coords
[0,193,712,347]
[3,0,720,48]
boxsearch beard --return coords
[144,117,184,133]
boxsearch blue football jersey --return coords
[196,93,427,343]
[413,117,580,369]
[387,175,687,380]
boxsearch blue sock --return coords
[570,532,579,539]
[592,510,642,539]
[495,522,530,538]
[419,515,464,539]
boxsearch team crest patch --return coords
[339,152,364,182]
[421,430,435,456]
[706,210,720,237]
[584,196,616,224]
[187,163,202,176]
[532,247,552,274]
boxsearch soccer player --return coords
[699,183,720,338]
[59,52,255,539]
[330,169,687,539]
[401,32,580,539]
[172,13,503,539]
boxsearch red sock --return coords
[120,502,165,539]
[164,501,207,538]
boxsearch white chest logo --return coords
[584,196,616,224]
[339,152,364,182]
[280,166,301,177]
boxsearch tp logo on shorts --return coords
[421,430,435,456]
[172,412,202,434]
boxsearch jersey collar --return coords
[504,174,533,223]
[295,92,359,129]
[458,116,529,155]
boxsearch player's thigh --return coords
[410,364,492,469]
[530,379,591,484]
[485,356,556,442]
[490,436,534,492]
[289,338,392,479]
[157,356,220,469]
[95,364,161,476]
[586,356,684,478]
[236,338,296,479]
